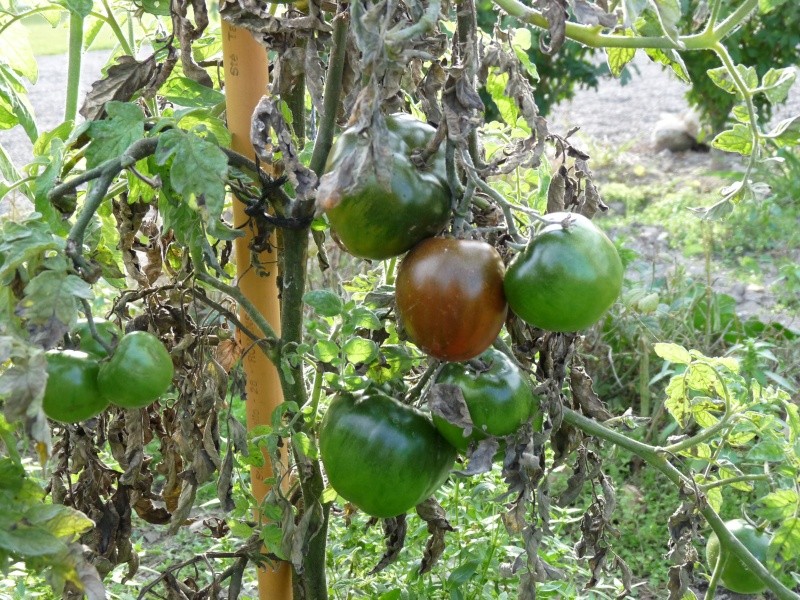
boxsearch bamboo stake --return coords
[221,21,293,600]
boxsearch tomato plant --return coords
[97,331,174,409]
[43,351,109,423]
[71,318,121,358]
[395,237,507,361]
[319,389,456,518]
[504,212,623,332]
[705,519,773,594]
[432,348,542,452]
[321,114,451,260]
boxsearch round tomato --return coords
[395,237,507,362]
[705,519,772,594]
[98,331,174,409]
[319,389,456,518]
[71,318,121,358]
[432,348,542,452]
[42,350,110,423]
[504,212,623,332]
[321,113,451,260]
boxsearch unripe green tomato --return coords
[705,519,772,594]
[98,331,174,409]
[319,390,456,518]
[42,350,110,423]
[71,318,121,358]
[432,348,542,452]
[321,114,451,260]
[504,212,623,332]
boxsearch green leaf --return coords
[747,439,786,462]
[757,490,799,521]
[706,67,738,95]
[730,104,750,123]
[344,306,382,332]
[260,524,288,560]
[0,23,38,84]
[342,337,378,365]
[155,129,228,225]
[606,45,636,78]
[24,505,93,539]
[313,340,339,364]
[654,342,691,364]
[485,70,518,126]
[711,124,753,155]
[0,218,63,281]
[768,517,800,567]
[759,67,796,104]
[644,47,689,82]
[321,486,338,503]
[303,290,343,317]
[0,63,37,142]
[176,110,232,147]
[0,525,67,558]
[161,77,226,109]
[292,431,317,459]
[55,0,93,17]
[85,101,145,168]
[759,0,787,13]
[511,29,538,80]
[764,115,800,147]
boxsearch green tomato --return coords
[319,389,456,518]
[43,350,110,423]
[321,113,451,260]
[504,212,623,332]
[71,318,121,358]
[432,348,542,452]
[98,331,174,409]
[705,519,772,595]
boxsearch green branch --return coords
[65,11,84,123]
[562,408,800,600]
[309,10,350,177]
[489,0,758,50]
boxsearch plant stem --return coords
[65,11,84,123]
[100,0,135,56]
[562,408,800,600]
[702,474,770,491]
[309,9,349,177]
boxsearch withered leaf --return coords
[428,383,473,437]
[80,55,158,122]
[456,437,499,477]
[416,498,454,574]
[569,366,613,421]
[535,0,569,55]
[571,0,618,28]
[369,514,407,574]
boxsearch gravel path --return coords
[0,50,111,169]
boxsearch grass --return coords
[21,13,119,56]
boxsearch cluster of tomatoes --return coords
[318,114,624,518]
[42,320,174,423]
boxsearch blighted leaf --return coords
[569,366,612,420]
[85,101,145,168]
[711,124,753,155]
[416,498,455,574]
[457,437,499,476]
[369,515,407,574]
[572,0,617,27]
[428,383,474,438]
[534,0,568,54]
[80,55,158,122]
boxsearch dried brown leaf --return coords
[80,55,158,122]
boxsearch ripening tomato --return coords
[504,212,623,332]
[42,350,110,423]
[395,237,507,362]
[320,114,451,260]
[98,331,174,409]
[319,389,456,518]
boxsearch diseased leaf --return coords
[757,490,799,521]
[19,270,92,328]
[606,44,636,77]
[768,517,800,568]
[764,115,800,147]
[80,55,158,122]
[572,0,617,27]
